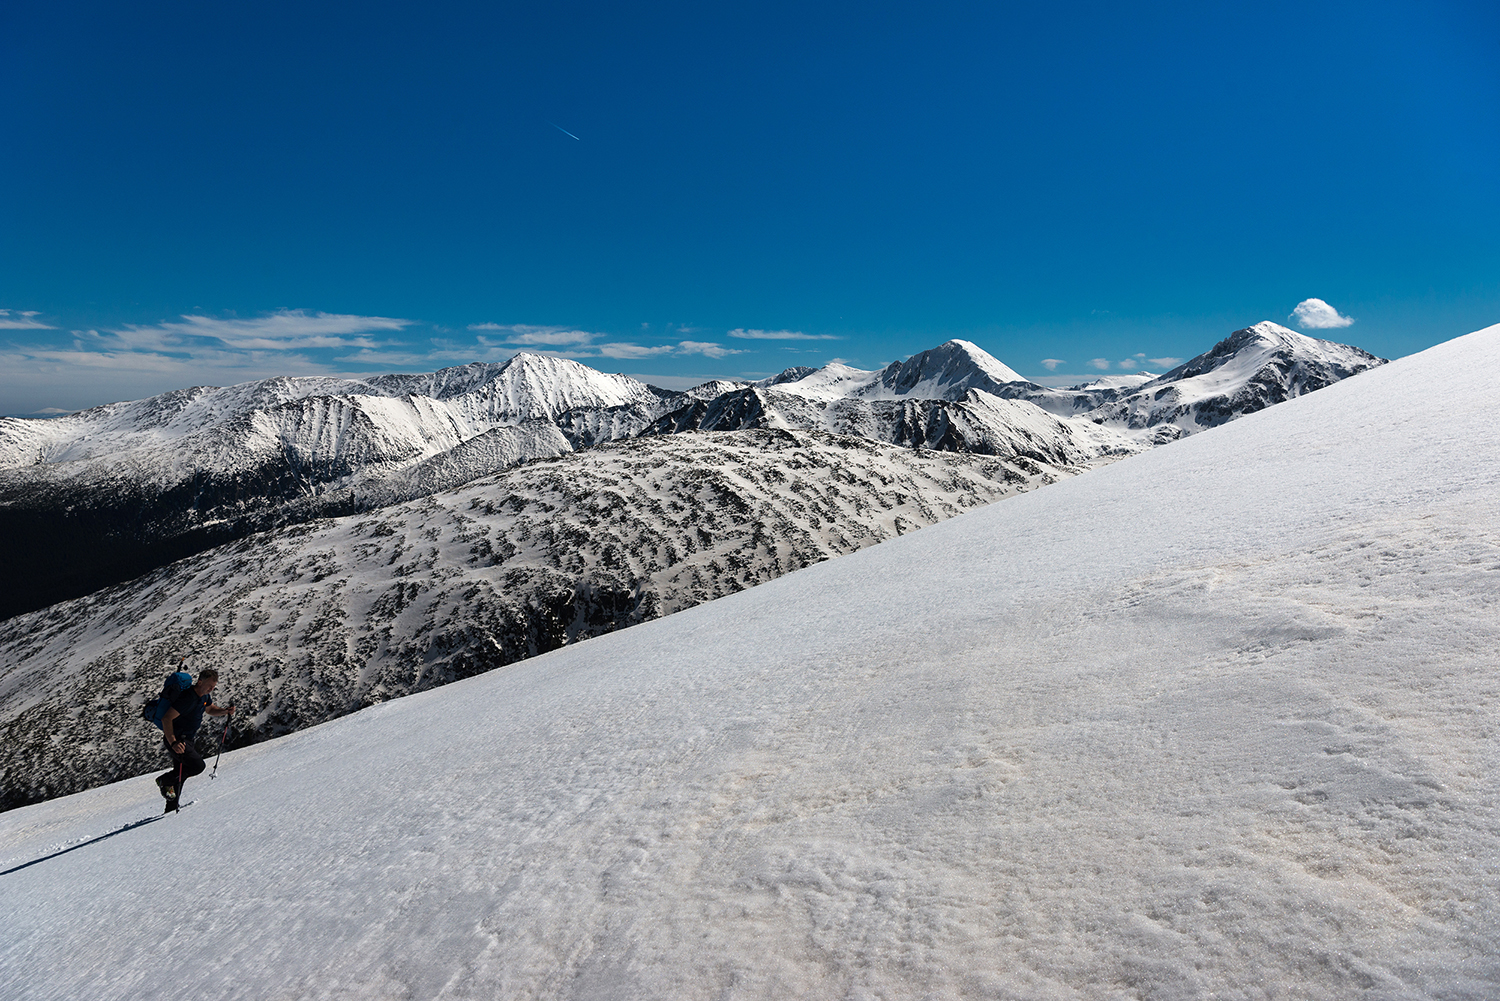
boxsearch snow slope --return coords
[0,430,1076,808]
[0,323,1494,998]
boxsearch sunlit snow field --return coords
[2,325,1497,1000]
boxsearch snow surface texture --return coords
[0,430,1076,808]
[1,325,1494,999]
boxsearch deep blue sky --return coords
[2,1,1497,412]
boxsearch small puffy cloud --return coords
[1117,358,1140,370]
[1289,298,1354,329]
[727,328,838,341]
[1039,358,1066,371]
[1148,356,1184,368]
[1089,358,1111,370]
[0,310,54,330]
[676,340,745,359]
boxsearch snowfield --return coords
[0,323,1496,999]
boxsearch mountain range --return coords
[0,321,1383,620]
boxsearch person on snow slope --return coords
[156,668,234,811]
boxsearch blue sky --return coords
[2,1,1497,413]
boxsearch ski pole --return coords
[210,712,232,780]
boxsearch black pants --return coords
[159,739,205,795]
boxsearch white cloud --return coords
[676,341,745,359]
[727,328,838,341]
[1039,358,1066,371]
[1117,359,1140,370]
[1089,358,1111,370]
[111,309,412,351]
[1289,298,1354,330]
[1148,356,1184,368]
[597,342,676,359]
[468,323,598,347]
[0,310,54,330]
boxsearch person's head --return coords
[194,669,218,695]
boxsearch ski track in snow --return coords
[0,325,1495,999]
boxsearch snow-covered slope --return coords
[1083,321,1386,439]
[1,323,1495,999]
[0,430,1078,809]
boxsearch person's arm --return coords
[162,707,184,754]
[207,703,235,717]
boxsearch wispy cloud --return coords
[110,309,412,351]
[471,321,743,361]
[0,310,55,330]
[1039,358,1066,371]
[597,342,676,359]
[468,323,596,347]
[676,340,745,359]
[1088,358,1111,370]
[1289,298,1354,330]
[1148,356,1183,368]
[727,328,838,341]
[0,309,418,412]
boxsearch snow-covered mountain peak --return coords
[773,340,1029,405]
[859,338,1028,401]
[367,352,659,419]
[1083,321,1387,437]
[904,338,1025,385]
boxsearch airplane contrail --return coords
[548,122,581,140]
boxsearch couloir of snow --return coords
[3,324,1495,1000]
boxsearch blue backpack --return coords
[142,670,194,730]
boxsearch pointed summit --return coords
[872,339,1026,398]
